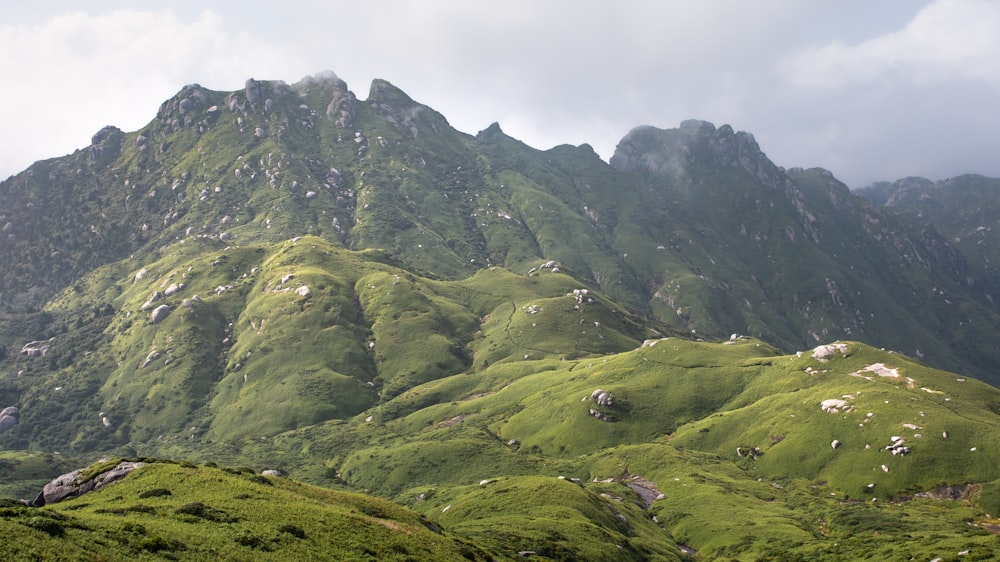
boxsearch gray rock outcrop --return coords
[151,304,171,323]
[30,460,146,506]
[140,291,164,310]
[245,78,263,109]
[0,406,18,433]
[20,339,53,357]
[591,389,615,407]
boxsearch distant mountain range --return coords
[1,73,1000,560]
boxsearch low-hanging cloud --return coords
[769,0,1000,185]
[784,0,1000,89]
[2,1,999,189]
[0,9,298,179]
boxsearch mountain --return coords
[2,72,1000,559]
[858,174,1000,297]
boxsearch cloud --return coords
[0,9,296,178]
[759,0,1000,186]
[2,2,998,188]
[784,0,1000,90]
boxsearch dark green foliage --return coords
[277,523,305,538]
[234,530,271,550]
[174,502,237,523]
[22,516,65,537]
[138,534,186,553]
[138,487,172,498]
[95,504,156,515]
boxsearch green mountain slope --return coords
[859,174,1000,295]
[3,73,1000,560]
[3,75,1000,383]
[8,338,1000,560]
[609,122,1000,380]
[0,460,494,561]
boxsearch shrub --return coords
[175,502,237,523]
[277,523,306,538]
[234,530,271,550]
[139,535,185,552]
[24,516,65,537]
[138,488,172,498]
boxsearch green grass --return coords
[0,460,492,561]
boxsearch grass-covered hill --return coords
[0,459,495,561]
[6,339,1000,560]
[3,73,1000,559]
[0,234,667,454]
[2,74,1000,383]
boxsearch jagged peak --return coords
[475,122,505,142]
[611,120,769,179]
[368,78,416,106]
[90,125,123,146]
[294,70,348,91]
[678,119,717,137]
[365,79,451,137]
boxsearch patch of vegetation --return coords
[174,502,237,523]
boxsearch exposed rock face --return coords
[88,125,125,165]
[367,79,447,138]
[140,291,164,310]
[812,343,848,361]
[296,71,356,129]
[21,339,53,357]
[591,389,614,407]
[151,304,171,323]
[588,389,617,421]
[0,406,18,433]
[244,78,264,109]
[31,461,146,506]
[914,483,977,500]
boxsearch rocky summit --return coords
[1,72,1000,560]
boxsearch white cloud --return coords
[0,9,294,178]
[2,2,998,187]
[784,0,1000,89]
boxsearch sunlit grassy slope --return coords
[0,460,493,561]
[247,338,1000,559]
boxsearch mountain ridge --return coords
[4,72,1000,559]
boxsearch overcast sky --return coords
[2,0,999,188]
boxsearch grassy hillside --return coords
[213,338,1000,559]
[3,75,1000,560]
[3,77,1000,384]
[0,460,493,561]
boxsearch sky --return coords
[2,0,999,188]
